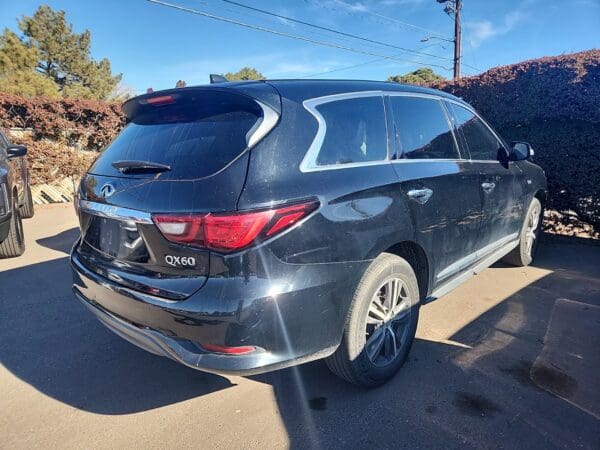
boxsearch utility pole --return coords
[436,0,462,80]
[453,0,462,80]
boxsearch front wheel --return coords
[326,253,420,387]
[502,197,542,267]
[0,198,25,258]
[20,185,35,219]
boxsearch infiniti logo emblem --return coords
[99,183,115,199]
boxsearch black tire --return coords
[326,253,420,387]
[502,197,542,267]
[20,185,35,219]
[0,198,25,258]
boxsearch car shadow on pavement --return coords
[253,239,600,449]
[36,227,80,254]
[1,234,598,447]
[0,256,234,415]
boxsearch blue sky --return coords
[1,0,599,94]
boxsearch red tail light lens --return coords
[200,343,256,355]
[143,95,175,106]
[152,200,318,252]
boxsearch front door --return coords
[387,94,483,288]
[446,102,525,249]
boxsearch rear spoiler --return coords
[122,84,281,119]
[121,86,280,150]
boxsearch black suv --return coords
[0,130,34,258]
[71,80,547,386]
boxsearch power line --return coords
[146,0,453,71]
[215,0,458,65]
[300,42,446,79]
[329,0,452,40]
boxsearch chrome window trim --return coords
[300,90,475,172]
[391,158,465,164]
[246,100,280,149]
[78,200,153,224]
[300,91,387,173]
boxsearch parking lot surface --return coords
[1,204,598,449]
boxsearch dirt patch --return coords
[499,360,578,399]
[308,397,327,411]
[530,364,578,398]
[452,392,501,418]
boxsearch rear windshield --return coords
[89,90,263,179]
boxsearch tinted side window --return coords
[315,96,387,166]
[449,103,501,161]
[389,96,458,160]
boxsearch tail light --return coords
[200,343,256,355]
[152,200,319,253]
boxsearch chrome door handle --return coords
[481,182,496,193]
[407,188,433,204]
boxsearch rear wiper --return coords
[112,160,171,174]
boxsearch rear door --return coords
[445,102,525,250]
[387,94,483,287]
[75,87,280,299]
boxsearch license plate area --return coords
[83,214,149,261]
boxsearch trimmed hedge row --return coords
[0,50,598,235]
[429,50,600,232]
[0,93,124,150]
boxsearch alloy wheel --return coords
[365,277,412,367]
[525,204,541,256]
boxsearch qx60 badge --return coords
[165,255,196,267]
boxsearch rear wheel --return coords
[326,253,420,387]
[0,198,25,258]
[502,198,542,267]
[20,185,35,219]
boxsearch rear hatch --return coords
[75,85,280,300]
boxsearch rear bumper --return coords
[71,243,369,375]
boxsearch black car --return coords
[71,80,547,387]
[0,130,34,258]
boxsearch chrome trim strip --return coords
[391,159,464,164]
[299,90,474,173]
[247,100,279,149]
[386,91,448,100]
[78,200,153,224]
[429,237,519,300]
[300,91,386,173]
[436,232,519,282]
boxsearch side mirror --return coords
[6,145,27,158]
[509,141,533,161]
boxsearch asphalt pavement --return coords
[1,204,598,449]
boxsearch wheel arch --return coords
[384,241,430,301]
